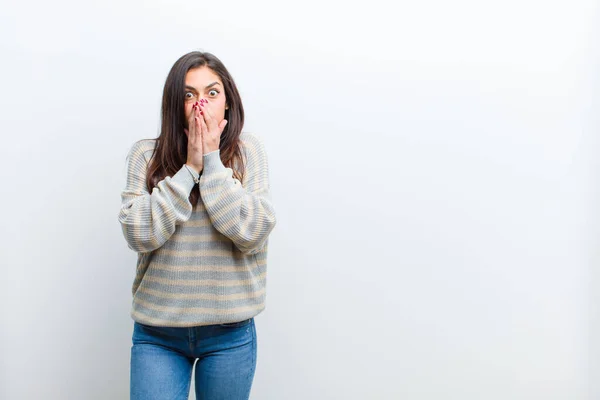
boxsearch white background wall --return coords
[1,1,598,399]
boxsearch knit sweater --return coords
[118,132,276,327]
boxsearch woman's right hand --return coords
[185,101,204,174]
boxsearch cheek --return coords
[217,98,227,119]
[185,104,193,119]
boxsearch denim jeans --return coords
[130,318,257,400]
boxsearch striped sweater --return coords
[118,132,276,327]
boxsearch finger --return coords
[193,104,203,138]
[189,103,201,136]
[200,101,217,132]
[187,103,197,132]
[187,105,194,142]
[218,119,228,133]
[199,110,209,139]
[194,106,203,142]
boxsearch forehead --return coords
[185,66,222,88]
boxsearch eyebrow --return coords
[185,82,222,92]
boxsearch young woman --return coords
[118,51,277,400]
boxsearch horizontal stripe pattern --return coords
[131,303,266,327]
[135,276,266,296]
[138,286,266,301]
[120,132,274,327]
[136,290,266,310]
[140,271,267,287]
[148,259,266,273]
[199,134,276,256]
[119,140,197,253]
[134,298,266,315]
[144,264,266,282]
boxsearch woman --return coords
[118,51,277,400]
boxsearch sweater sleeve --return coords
[118,140,197,253]
[199,134,277,255]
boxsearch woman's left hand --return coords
[199,100,228,154]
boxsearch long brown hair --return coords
[146,51,245,205]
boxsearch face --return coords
[183,66,228,124]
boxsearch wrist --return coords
[184,164,202,183]
[184,163,201,174]
[203,146,219,155]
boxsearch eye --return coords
[208,89,219,97]
[184,91,195,100]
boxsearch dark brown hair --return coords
[146,51,245,205]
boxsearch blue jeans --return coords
[130,318,257,400]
